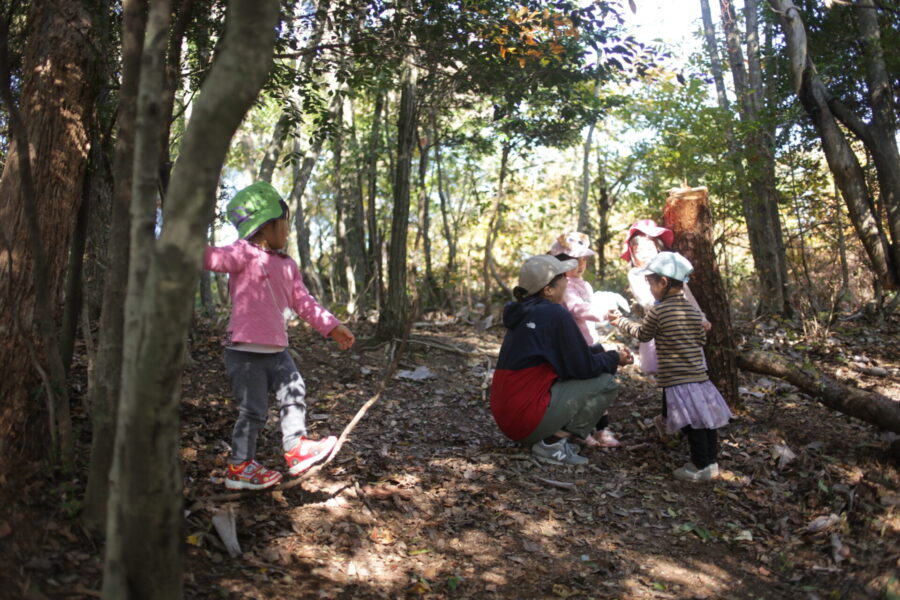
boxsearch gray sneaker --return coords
[532,439,589,466]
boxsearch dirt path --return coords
[3,315,899,599]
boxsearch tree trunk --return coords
[737,350,900,433]
[101,2,278,598]
[365,91,384,310]
[290,137,326,299]
[60,177,91,375]
[856,0,900,271]
[482,141,510,311]
[721,0,792,316]
[258,113,292,183]
[663,186,740,407]
[82,0,146,535]
[435,134,457,281]
[0,0,98,466]
[333,96,350,298]
[768,0,900,290]
[376,42,418,342]
[416,128,438,304]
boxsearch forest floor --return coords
[3,309,900,600]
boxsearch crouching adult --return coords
[490,255,633,465]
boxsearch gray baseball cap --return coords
[518,255,577,295]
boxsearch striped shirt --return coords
[617,293,708,388]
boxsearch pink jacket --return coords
[204,240,340,347]
[562,277,601,345]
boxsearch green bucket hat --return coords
[226,181,286,239]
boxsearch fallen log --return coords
[737,350,900,433]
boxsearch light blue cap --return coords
[638,251,694,283]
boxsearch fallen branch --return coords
[737,350,900,433]
[535,476,577,491]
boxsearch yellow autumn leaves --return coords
[493,6,578,68]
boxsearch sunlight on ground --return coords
[624,553,733,597]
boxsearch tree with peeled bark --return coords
[100,1,279,596]
[663,186,739,407]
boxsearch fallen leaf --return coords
[805,513,840,533]
[733,530,753,542]
[0,520,11,539]
[369,527,395,545]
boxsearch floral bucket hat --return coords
[548,231,596,258]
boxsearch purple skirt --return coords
[665,380,732,433]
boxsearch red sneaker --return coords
[284,436,337,476]
[225,460,283,490]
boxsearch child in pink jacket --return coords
[548,231,627,447]
[205,182,355,490]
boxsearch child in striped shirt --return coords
[608,252,732,482]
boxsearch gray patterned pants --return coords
[224,348,308,464]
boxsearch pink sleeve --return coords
[290,262,341,337]
[204,243,245,273]
[563,291,600,323]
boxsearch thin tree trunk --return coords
[258,113,292,183]
[158,0,195,200]
[482,142,510,311]
[333,96,350,298]
[101,2,278,597]
[435,133,457,281]
[82,0,146,535]
[663,186,740,407]
[346,96,368,314]
[376,39,418,342]
[834,177,851,304]
[721,0,792,316]
[416,129,437,302]
[365,91,384,310]
[0,0,98,467]
[60,177,91,375]
[290,137,326,299]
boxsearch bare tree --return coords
[101,2,279,596]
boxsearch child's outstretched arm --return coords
[330,324,355,350]
[608,309,659,343]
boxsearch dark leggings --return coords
[662,389,718,469]
[683,426,718,469]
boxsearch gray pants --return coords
[224,348,308,464]
[521,373,618,446]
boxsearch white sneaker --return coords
[673,462,719,482]
[532,439,589,466]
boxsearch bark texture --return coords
[82,0,147,535]
[0,0,99,463]
[663,186,739,407]
[101,1,278,597]
[376,39,418,341]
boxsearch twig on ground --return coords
[535,476,577,491]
